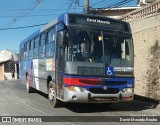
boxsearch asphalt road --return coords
[0,80,160,125]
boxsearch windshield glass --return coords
[66,27,91,62]
[66,26,133,67]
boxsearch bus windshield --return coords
[66,26,133,67]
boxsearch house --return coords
[137,0,157,6]
[91,6,140,19]
[0,50,19,80]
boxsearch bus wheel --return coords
[26,75,32,93]
[48,81,60,107]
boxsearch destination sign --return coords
[87,18,111,25]
[68,14,126,31]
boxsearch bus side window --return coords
[39,33,46,58]
[20,47,24,61]
[29,40,34,60]
[46,28,55,58]
[25,42,30,60]
[33,37,39,59]
[22,48,25,61]
[125,41,129,55]
[23,44,26,60]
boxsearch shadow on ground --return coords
[5,80,160,114]
[62,101,159,113]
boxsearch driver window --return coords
[74,31,90,61]
[90,34,103,62]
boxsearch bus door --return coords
[55,31,64,99]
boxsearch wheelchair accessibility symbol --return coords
[106,67,114,76]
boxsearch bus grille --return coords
[78,67,105,76]
[89,88,119,94]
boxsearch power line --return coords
[73,0,77,12]
[104,0,120,8]
[67,0,74,12]
[0,9,69,15]
[106,0,134,8]
[0,23,47,31]
[91,0,120,8]
[0,7,81,18]
[1,0,42,29]
[4,8,69,11]
[0,13,59,18]
[91,0,108,7]
[91,0,134,9]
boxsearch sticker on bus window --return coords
[46,59,53,71]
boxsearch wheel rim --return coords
[49,87,55,101]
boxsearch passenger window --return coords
[27,42,30,50]
[39,33,46,58]
[33,37,39,59]
[20,47,24,61]
[29,40,34,60]
[25,42,30,60]
[46,29,55,57]
[40,34,46,46]
[31,40,34,49]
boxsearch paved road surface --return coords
[0,80,159,125]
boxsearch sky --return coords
[0,0,136,53]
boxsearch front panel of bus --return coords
[59,14,134,103]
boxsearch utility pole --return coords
[84,0,89,14]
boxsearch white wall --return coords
[4,73,13,80]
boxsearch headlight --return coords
[67,86,87,92]
[122,88,134,93]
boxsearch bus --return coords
[19,13,134,107]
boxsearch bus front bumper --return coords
[63,86,134,103]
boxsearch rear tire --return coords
[48,81,61,107]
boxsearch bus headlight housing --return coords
[67,86,87,92]
[122,88,134,93]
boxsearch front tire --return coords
[48,81,61,107]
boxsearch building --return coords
[0,50,19,80]
[137,0,157,6]
[90,0,157,19]
[120,0,160,22]
[91,6,140,19]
